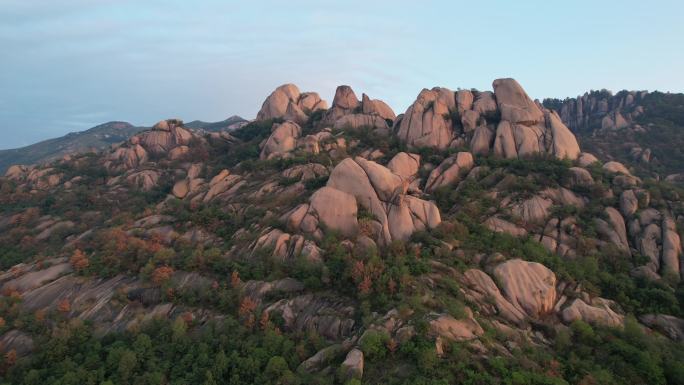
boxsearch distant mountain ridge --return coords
[0,121,142,173]
[0,116,247,173]
[184,115,248,131]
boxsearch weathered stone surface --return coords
[640,314,684,341]
[139,119,192,155]
[108,144,148,170]
[462,269,526,324]
[561,298,623,327]
[308,187,358,237]
[282,163,328,182]
[387,152,420,179]
[260,121,302,160]
[326,157,439,244]
[493,78,544,124]
[620,190,638,217]
[473,91,497,115]
[5,165,28,180]
[455,90,474,113]
[470,125,495,155]
[568,167,594,187]
[396,87,455,149]
[605,207,630,252]
[324,85,360,123]
[512,196,552,223]
[639,223,662,271]
[577,152,599,167]
[1,263,72,293]
[545,110,581,160]
[333,114,389,131]
[484,217,528,237]
[493,259,557,318]
[603,161,631,175]
[340,348,364,380]
[168,145,189,160]
[430,314,483,341]
[204,170,242,202]
[265,294,355,340]
[172,179,189,198]
[661,217,681,277]
[257,84,326,123]
[362,93,395,121]
[425,152,474,192]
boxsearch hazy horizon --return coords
[2,0,683,150]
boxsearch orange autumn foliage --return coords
[152,266,174,285]
[69,249,89,271]
[230,270,241,288]
[58,298,71,313]
[239,297,257,318]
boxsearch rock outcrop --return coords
[425,152,474,192]
[325,86,395,133]
[396,87,455,149]
[493,259,557,318]
[396,79,580,160]
[260,121,302,159]
[284,157,440,244]
[256,84,327,124]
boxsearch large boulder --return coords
[620,190,639,217]
[333,114,389,131]
[396,87,455,149]
[577,152,599,167]
[325,157,440,244]
[138,119,192,155]
[425,152,474,192]
[387,152,420,179]
[362,93,396,121]
[512,196,552,223]
[256,84,327,124]
[492,78,544,124]
[260,121,302,159]
[603,161,631,175]
[308,187,359,237]
[324,85,360,124]
[600,207,630,252]
[462,269,527,324]
[545,111,581,160]
[561,299,623,327]
[470,125,495,155]
[493,259,557,318]
[661,217,681,278]
[340,349,364,380]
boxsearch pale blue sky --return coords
[1,0,683,149]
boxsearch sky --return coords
[1,0,683,149]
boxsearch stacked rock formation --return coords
[283,154,441,245]
[394,79,581,160]
[256,84,327,125]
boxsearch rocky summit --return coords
[1,78,684,384]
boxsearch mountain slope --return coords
[1,79,683,385]
[0,121,142,173]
